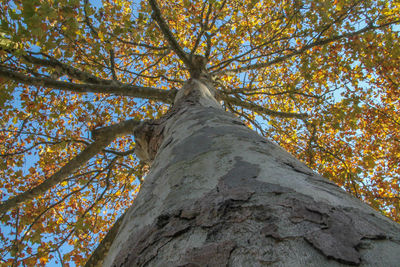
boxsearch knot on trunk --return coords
[189,55,208,79]
[134,121,165,165]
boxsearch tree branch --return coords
[221,94,307,119]
[116,37,169,51]
[0,66,177,103]
[20,53,106,84]
[190,2,213,56]
[0,119,142,214]
[84,212,126,267]
[217,20,400,75]
[109,49,117,81]
[147,0,192,68]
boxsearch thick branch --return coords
[218,20,400,75]
[91,119,142,139]
[0,66,176,103]
[84,213,126,267]
[190,2,213,56]
[20,53,106,84]
[221,95,307,119]
[109,49,117,80]
[147,0,192,68]
[0,120,142,214]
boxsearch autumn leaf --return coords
[0,0,399,265]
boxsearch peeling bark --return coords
[134,121,165,165]
[101,79,400,267]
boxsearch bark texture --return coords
[102,79,400,267]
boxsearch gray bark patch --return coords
[287,199,389,265]
[110,180,398,267]
[221,157,260,182]
[219,156,293,196]
[112,140,399,266]
[171,132,214,164]
[185,108,234,127]
[112,213,191,266]
[106,90,400,266]
[169,124,263,165]
[179,240,236,267]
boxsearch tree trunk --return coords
[102,79,400,266]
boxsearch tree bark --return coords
[101,79,400,266]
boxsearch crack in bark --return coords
[104,80,400,266]
[287,199,389,265]
[134,120,166,165]
[282,161,314,176]
[111,170,398,266]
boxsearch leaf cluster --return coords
[0,0,399,265]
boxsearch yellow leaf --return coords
[98,31,105,41]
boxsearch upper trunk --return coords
[101,79,400,266]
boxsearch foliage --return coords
[0,0,399,265]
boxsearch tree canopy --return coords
[0,0,399,265]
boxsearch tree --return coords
[0,0,399,265]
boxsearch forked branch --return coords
[0,66,176,103]
[221,94,307,119]
[0,119,142,214]
[20,53,107,84]
[217,20,400,75]
[148,0,192,68]
[84,213,126,267]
